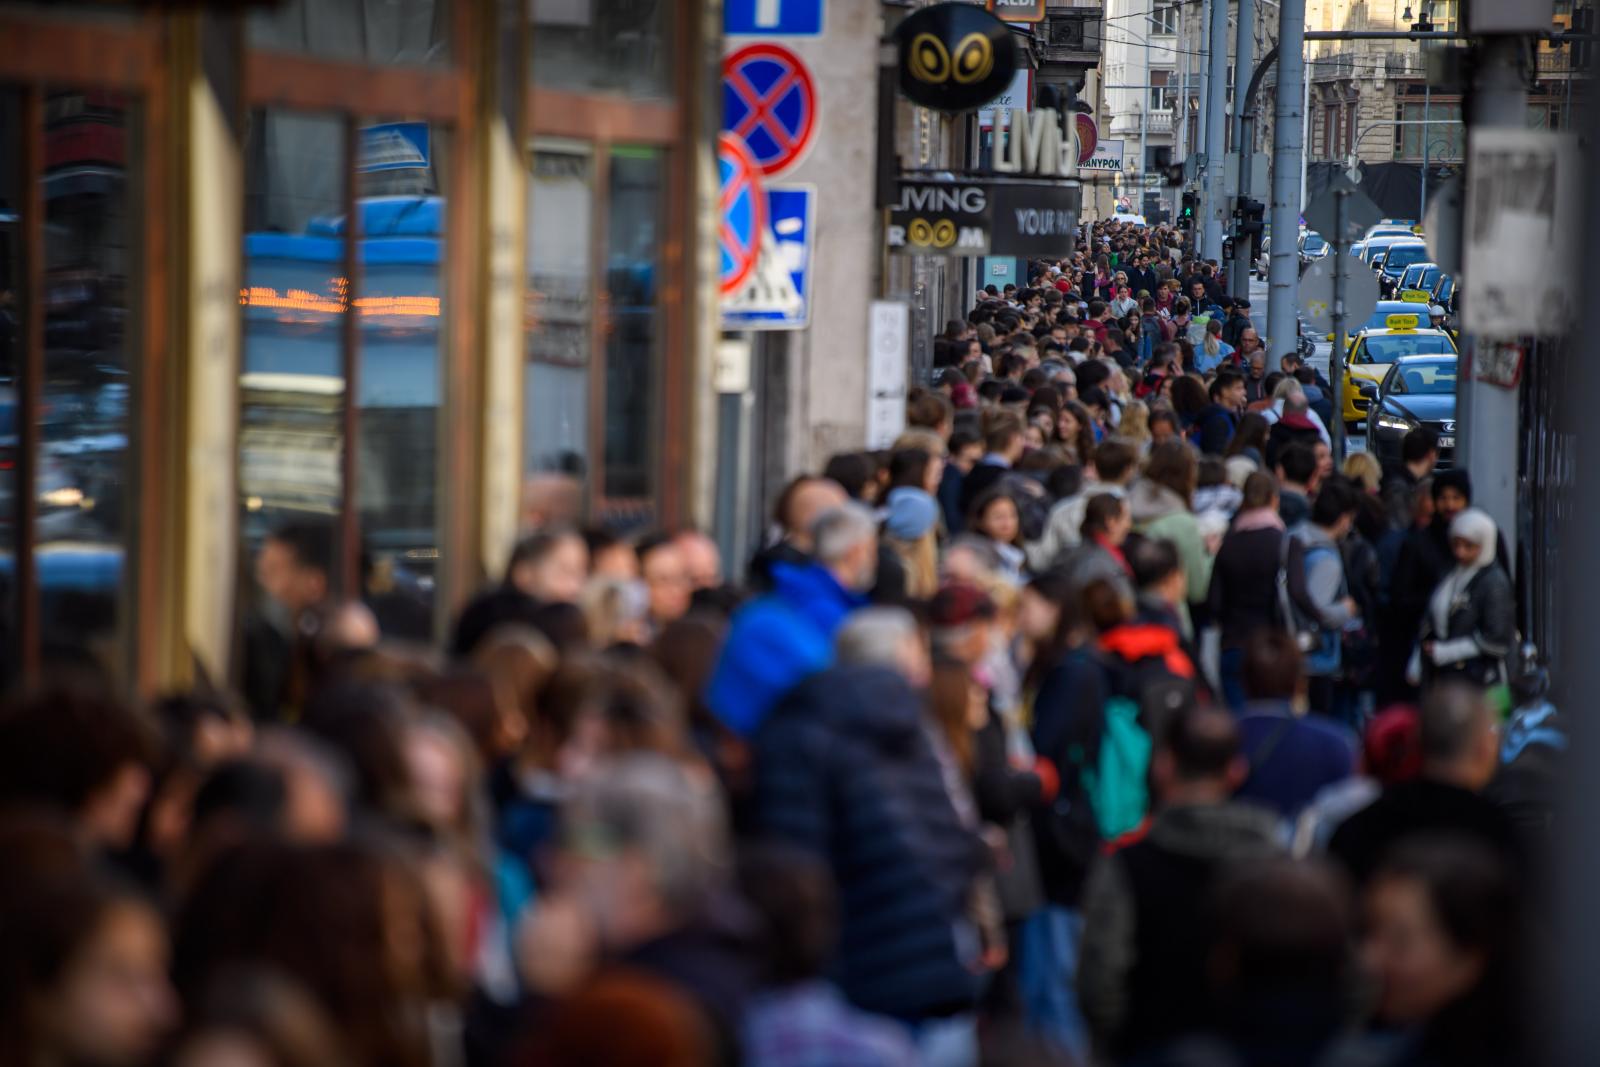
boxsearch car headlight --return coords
[1374,413,1413,433]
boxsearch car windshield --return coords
[1365,334,1456,362]
[1390,360,1457,394]
[1303,234,1327,253]
[1383,244,1428,272]
[1418,266,1441,289]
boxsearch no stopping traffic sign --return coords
[719,132,767,296]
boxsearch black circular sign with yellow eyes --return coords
[896,2,1018,113]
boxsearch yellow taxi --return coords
[1341,313,1459,424]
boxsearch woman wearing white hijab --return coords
[1409,507,1516,687]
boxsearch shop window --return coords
[525,144,593,488]
[602,146,663,502]
[356,115,445,624]
[531,0,674,100]
[0,90,19,682]
[524,143,664,519]
[39,90,133,672]
[240,108,444,654]
[248,0,452,67]
[241,109,346,575]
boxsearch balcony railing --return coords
[1148,108,1174,134]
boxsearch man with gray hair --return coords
[521,752,752,1053]
[835,607,931,690]
[706,502,877,737]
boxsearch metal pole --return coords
[1455,36,1528,557]
[1300,63,1310,212]
[1330,189,1347,459]
[1421,81,1430,220]
[1202,0,1230,260]
[1231,0,1256,299]
[1266,0,1306,358]
[1141,17,1150,213]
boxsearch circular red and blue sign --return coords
[723,43,817,177]
[718,132,766,296]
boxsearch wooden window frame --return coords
[521,1,695,529]
[240,2,482,624]
[0,11,168,690]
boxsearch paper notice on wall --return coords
[1462,129,1581,339]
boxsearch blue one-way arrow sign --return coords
[725,0,823,36]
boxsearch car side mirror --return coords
[1356,381,1378,398]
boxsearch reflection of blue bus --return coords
[242,196,443,568]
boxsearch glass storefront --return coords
[39,90,133,670]
[0,0,701,691]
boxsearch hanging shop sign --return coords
[888,177,1081,257]
[895,2,1018,113]
[987,0,1047,23]
[990,107,1079,178]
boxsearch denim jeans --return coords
[1018,906,1090,1062]
[1219,646,1248,711]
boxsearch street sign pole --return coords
[1331,188,1348,460]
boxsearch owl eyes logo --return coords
[908,31,994,85]
[906,218,960,248]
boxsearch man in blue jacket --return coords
[706,502,879,736]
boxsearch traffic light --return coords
[1234,197,1266,239]
[1180,191,1197,229]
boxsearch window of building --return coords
[0,6,163,688]
[248,0,453,67]
[1395,100,1463,159]
[1346,102,1358,156]
[1148,69,1175,112]
[1151,5,1178,35]
[531,0,674,101]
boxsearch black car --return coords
[1362,354,1457,470]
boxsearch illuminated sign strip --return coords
[239,285,440,318]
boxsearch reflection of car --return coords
[1397,262,1440,302]
[1376,240,1429,297]
[1299,231,1330,264]
[1255,234,1271,278]
[1341,324,1458,424]
[1363,354,1457,470]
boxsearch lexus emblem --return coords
[1443,420,1456,432]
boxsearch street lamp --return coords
[1401,2,1434,33]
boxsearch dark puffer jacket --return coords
[752,665,986,1021]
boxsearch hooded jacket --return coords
[706,562,864,736]
[753,665,986,1021]
[1130,479,1214,606]
[1080,802,1284,1060]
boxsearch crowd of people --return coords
[0,217,1559,1067]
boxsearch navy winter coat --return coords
[752,665,986,1021]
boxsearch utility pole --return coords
[1202,0,1229,260]
[1265,0,1305,359]
[1230,0,1256,299]
[1455,34,1528,556]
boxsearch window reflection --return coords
[603,147,662,503]
[248,0,451,67]
[0,91,19,681]
[531,0,674,99]
[356,117,444,642]
[526,146,592,485]
[39,91,132,673]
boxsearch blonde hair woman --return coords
[1119,398,1152,449]
[1342,451,1383,494]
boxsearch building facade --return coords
[0,0,720,693]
